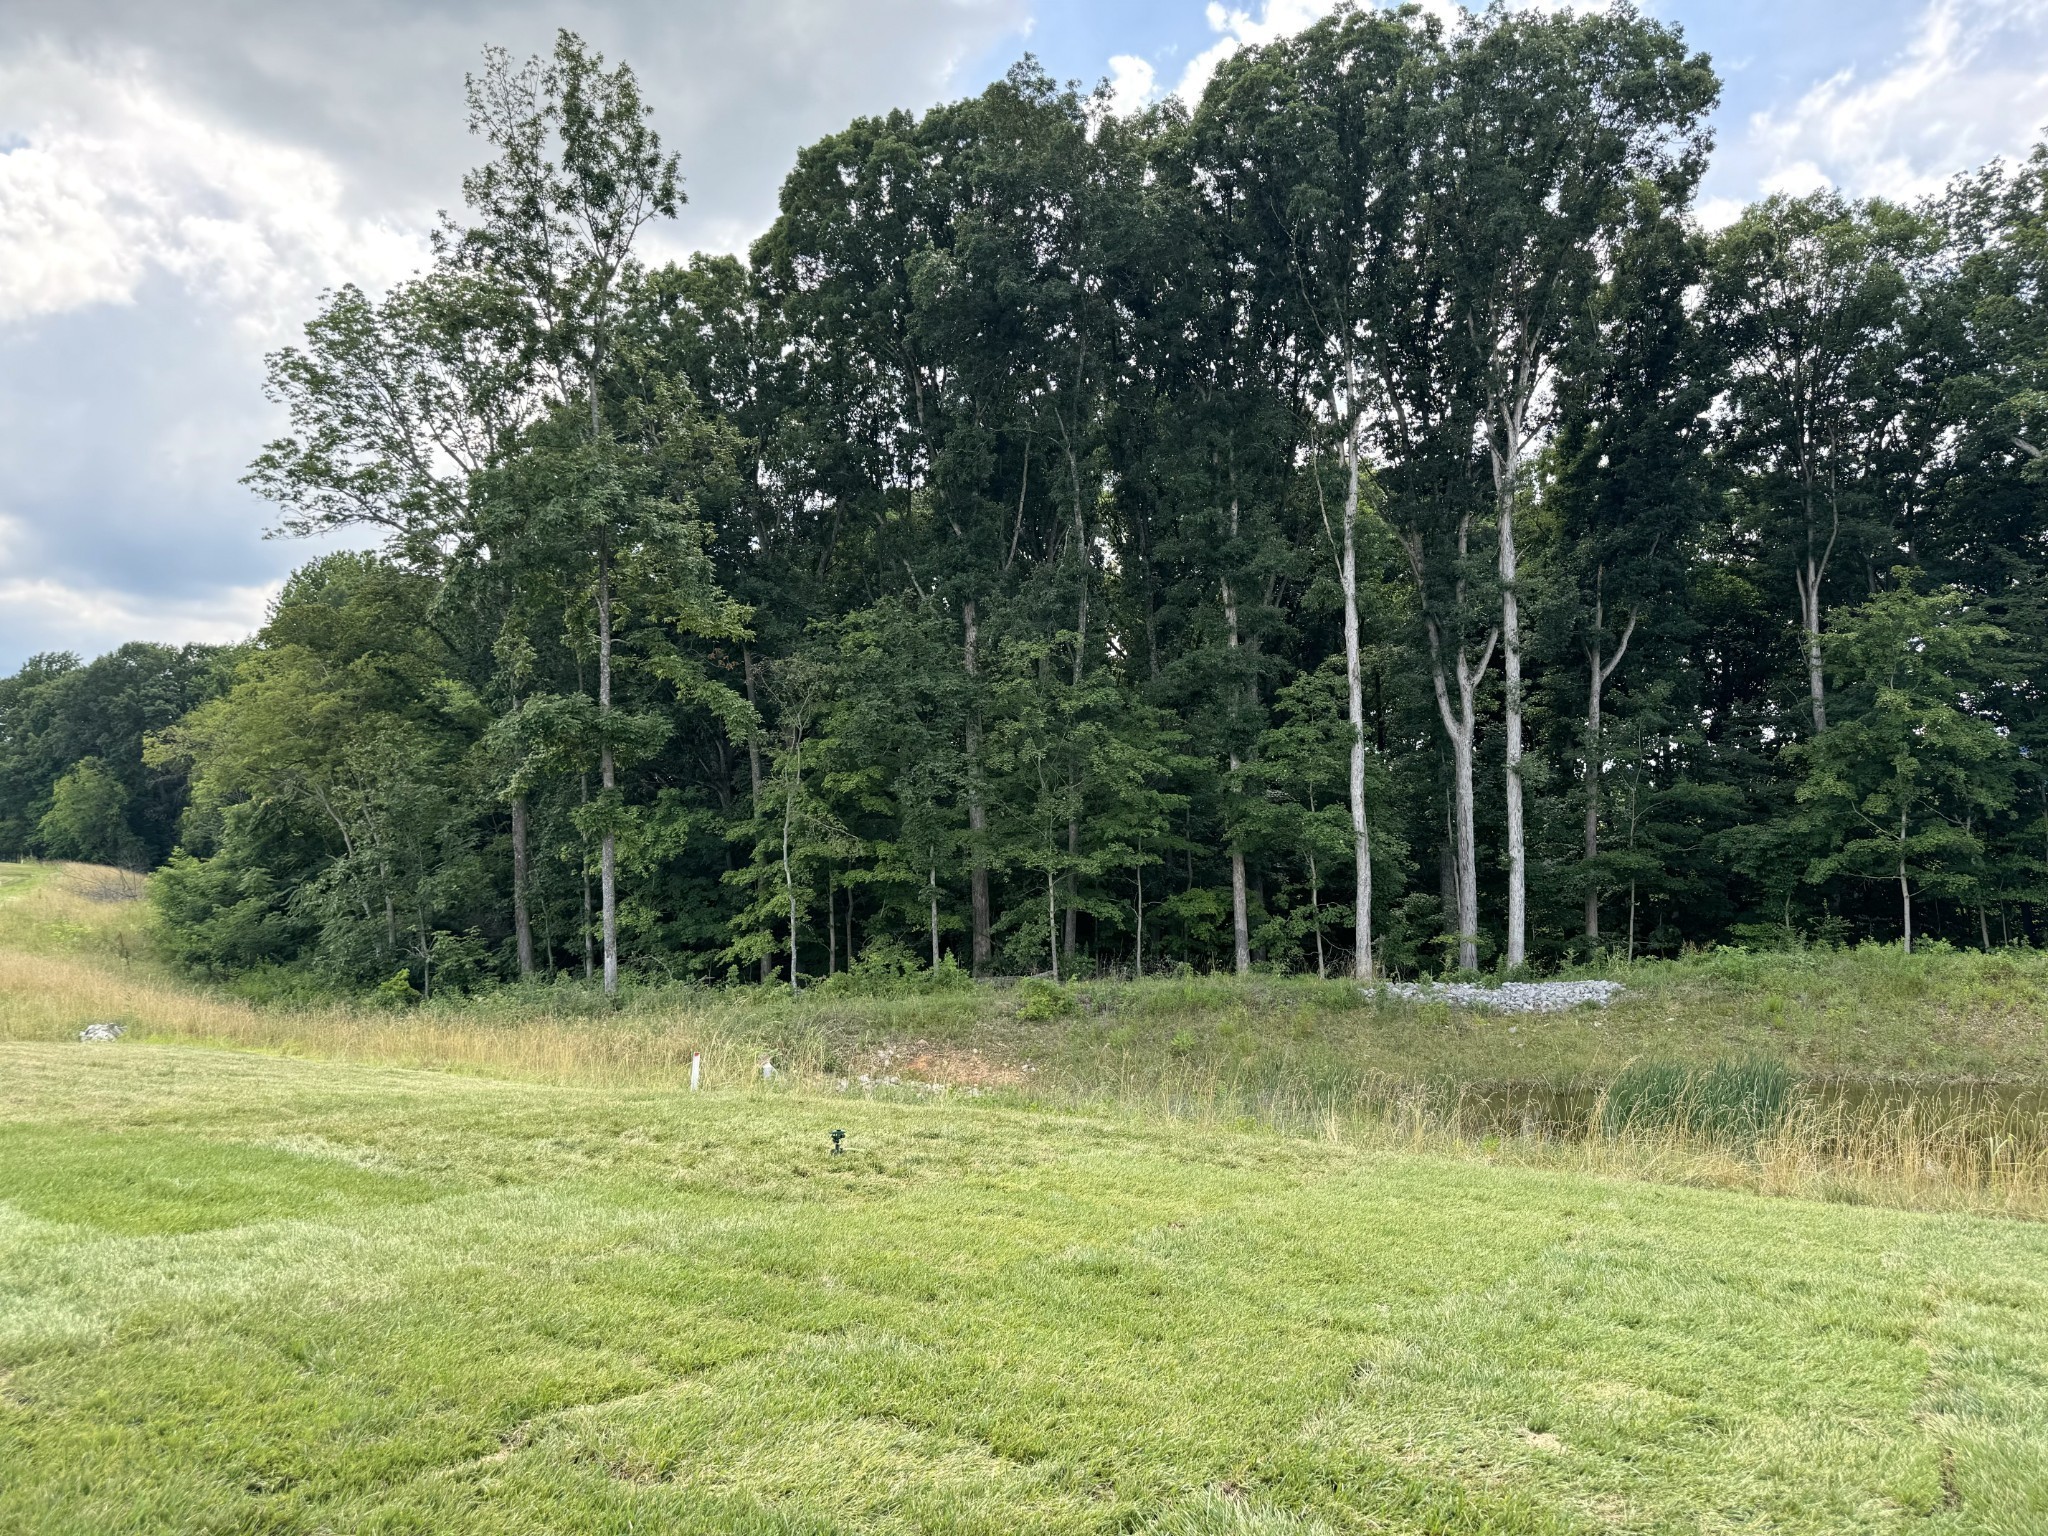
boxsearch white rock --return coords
[77,1021,125,1042]
[1376,980,1625,1015]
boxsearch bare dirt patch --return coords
[859,1042,1027,1089]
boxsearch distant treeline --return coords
[0,644,234,870]
[8,6,2048,994]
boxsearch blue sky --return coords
[2,0,2045,669]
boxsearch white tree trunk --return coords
[1224,560,1252,978]
[1584,647,1602,943]
[1046,869,1059,984]
[1230,832,1251,977]
[742,645,770,982]
[597,540,618,998]
[1799,561,1828,734]
[964,602,990,973]
[1583,595,1638,946]
[1499,490,1525,969]
[783,774,800,993]
[510,794,533,979]
[1447,705,1480,973]
[1899,811,1912,955]
[1426,615,1494,973]
[1794,478,1838,736]
[1307,851,1326,979]
[1339,444,1374,981]
[1134,862,1144,979]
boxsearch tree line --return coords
[7,5,2048,994]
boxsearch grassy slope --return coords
[3,1041,2047,1535]
[6,862,2048,1104]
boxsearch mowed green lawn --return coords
[2,1042,2045,1535]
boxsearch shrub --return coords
[812,939,975,998]
[1018,977,1076,1020]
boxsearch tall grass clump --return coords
[1603,1057,1795,1139]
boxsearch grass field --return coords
[5,1041,2047,1535]
[4,861,2048,1531]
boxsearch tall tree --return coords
[1194,6,1431,975]
[1549,195,1711,946]
[1436,5,1715,966]
[448,31,683,996]
[1793,583,2014,951]
[1707,192,1922,737]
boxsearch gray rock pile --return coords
[1378,979,1624,1014]
[77,1021,126,1042]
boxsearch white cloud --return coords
[1152,0,1607,109]
[1739,0,2048,203]
[1172,0,1343,103]
[0,573,277,659]
[1694,195,1747,232]
[1106,54,1158,116]
[0,48,423,333]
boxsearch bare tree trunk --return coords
[1795,491,1839,734]
[1583,579,1639,946]
[1799,561,1828,733]
[1335,443,1374,980]
[826,873,836,975]
[929,865,940,970]
[1223,546,1253,978]
[1064,451,1088,969]
[742,645,769,983]
[1229,824,1251,978]
[1415,592,1495,976]
[1046,869,1060,984]
[1498,476,1526,970]
[579,773,593,980]
[1308,850,1326,979]
[1064,809,1080,963]
[783,771,800,993]
[1424,614,1494,973]
[597,538,618,999]
[510,795,534,979]
[1899,811,1912,955]
[1446,703,1480,973]
[963,602,991,973]
[1440,816,1457,946]
[1134,862,1145,978]
[1583,647,1602,944]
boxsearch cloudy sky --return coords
[2,0,2046,669]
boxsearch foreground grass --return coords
[4,1041,2046,1534]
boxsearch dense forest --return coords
[7,4,2048,995]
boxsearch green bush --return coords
[1018,977,1076,1020]
[811,939,975,998]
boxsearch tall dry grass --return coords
[0,945,794,1091]
[1097,1058,2048,1219]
